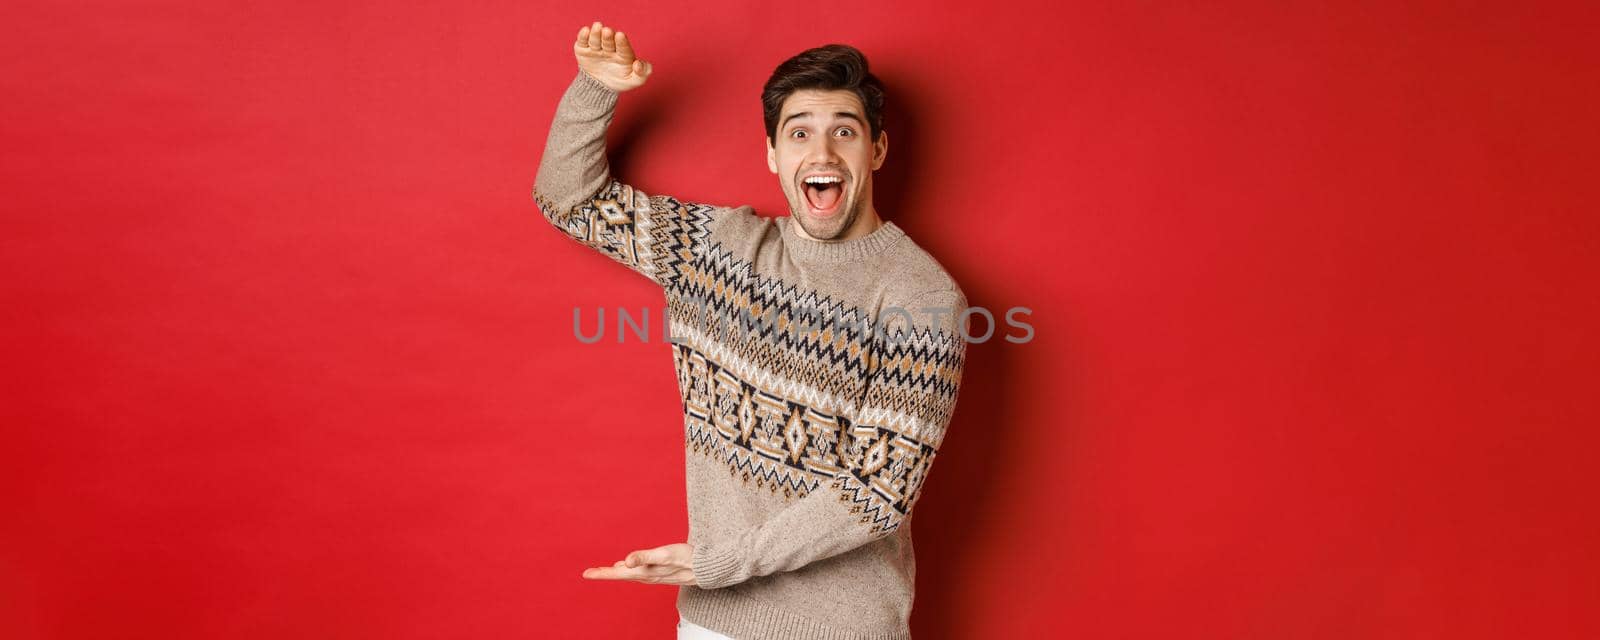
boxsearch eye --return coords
[790,129,807,139]
[835,127,855,137]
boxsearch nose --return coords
[806,137,844,165]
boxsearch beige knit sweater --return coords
[534,69,968,640]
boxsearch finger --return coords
[615,31,635,60]
[613,563,665,576]
[587,21,603,50]
[583,565,658,581]
[600,26,616,53]
[575,25,588,46]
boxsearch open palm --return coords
[573,21,652,93]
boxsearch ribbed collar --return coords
[779,216,906,264]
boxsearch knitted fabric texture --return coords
[534,69,968,640]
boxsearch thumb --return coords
[643,548,671,565]
[626,549,660,567]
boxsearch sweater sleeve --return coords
[690,288,970,589]
[532,69,731,289]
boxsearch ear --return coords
[871,130,888,171]
[766,136,777,174]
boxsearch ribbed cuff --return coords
[692,541,743,590]
[568,69,619,108]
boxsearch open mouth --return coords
[801,175,845,217]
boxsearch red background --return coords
[3,1,1596,638]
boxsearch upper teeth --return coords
[804,176,842,185]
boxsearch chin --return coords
[788,189,854,239]
[804,210,853,240]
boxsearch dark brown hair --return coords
[762,44,886,144]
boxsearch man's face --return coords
[767,89,887,241]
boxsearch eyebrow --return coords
[781,111,866,130]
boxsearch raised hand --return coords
[573,21,652,93]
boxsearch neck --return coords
[780,210,904,264]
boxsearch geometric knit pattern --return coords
[670,245,966,536]
[538,175,965,537]
[533,178,716,290]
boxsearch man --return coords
[535,21,968,640]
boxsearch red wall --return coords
[3,1,1596,638]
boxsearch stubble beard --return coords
[788,183,857,241]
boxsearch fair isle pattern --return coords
[668,243,967,536]
[532,178,717,289]
[532,166,966,537]
[668,243,877,415]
